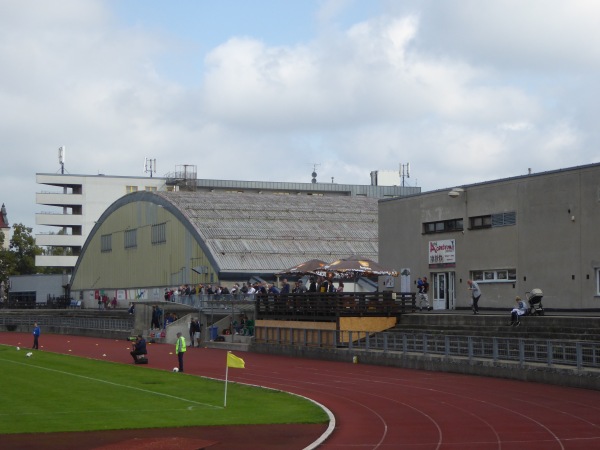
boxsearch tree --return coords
[7,223,42,275]
[0,230,13,283]
[42,229,73,257]
[0,230,8,293]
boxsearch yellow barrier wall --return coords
[255,317,397,346]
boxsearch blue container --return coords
[209,326,219,340]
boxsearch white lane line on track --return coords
[281,366,583,450]
[233,372,439,450]
[440,401,502,450]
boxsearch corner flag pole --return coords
[224,351,245,407]
[224,361,230,407]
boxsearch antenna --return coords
[58,146,66,174]
[144,158,157,178]
[311,163,320,184]
[400,163,410,187]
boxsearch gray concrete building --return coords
[378,163,600,311]
[7,274,68,305]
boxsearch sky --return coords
[1,0,599,233]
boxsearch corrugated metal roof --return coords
[158,191,380,273]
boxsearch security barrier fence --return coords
[257,328,600,371]
[0,314,134,332]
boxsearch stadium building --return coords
[66,170,419,306]
[378,163,600,311]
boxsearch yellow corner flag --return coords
[227,352,245,369]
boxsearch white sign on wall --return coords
[400,268,411,292]
[428,239,456,267]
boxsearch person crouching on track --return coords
[130,334,147,362]
[509,296,527,326]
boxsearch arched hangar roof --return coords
[74,190,380,280]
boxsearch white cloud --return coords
[0,0,598,232]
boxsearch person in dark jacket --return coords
[130,335,147,362]
[189,318,201,347]
[308,277,317,293]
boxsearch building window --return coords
[470,212,516,229]
[101,234,112,252]
[423,218,463,234]
[145,186,157,192]
[596,268,600,296]
[151,223,166,245]
[471,269,516,282]
[126,186,138,193]
[124,229,137,249]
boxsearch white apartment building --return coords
[35,173,169,268]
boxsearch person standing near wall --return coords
[32,322,40,349]
[175,332,186,372]
[467,280,481,314]
[189,318,201,347]
[417,277,432,311]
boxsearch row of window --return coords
[471,269,517,282]
[101,223,166,252]
[424,212,516,234]
[126,186,158,193]
[470,269,600,295]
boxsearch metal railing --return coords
[0,314,134,332]
[254,292,416,320]
[257,328,600,371]
[168,293,256,309]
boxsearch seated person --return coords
[130,334,147,362]
[509,296,528,326]
[233,315,247,334]
[243,319,255,336]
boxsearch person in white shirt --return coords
[509,296,527,326]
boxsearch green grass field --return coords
[0,344,328,434]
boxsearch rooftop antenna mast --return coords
[58,146,66,174]
[311,163,320,184]
[400,162,410,187]
[144,158,157,178]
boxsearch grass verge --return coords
[0,344,328,434]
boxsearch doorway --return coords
[432,272,456,310]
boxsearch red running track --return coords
[2,332,600,450]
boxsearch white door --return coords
[432,272,447,310]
